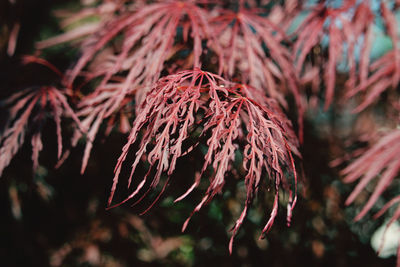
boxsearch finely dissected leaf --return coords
[0,92,39,176]
[66,0,221,105]
[293,0,379,110]
[292,1,346,114]
[345,3,400,113]
[108,69,299,253]
[341,129,400,266]
[293,0,356,72]
[0,86,83,176]
[342,129,400,221]
[70,83,135,173]
[346,48,400,113]
[211,5,303,139]
[50,1,224,172]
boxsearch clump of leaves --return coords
[211,2,304,140]
[292,0,377,109]
[108,69,299,252]
[46,0,225,173]
[344,2,400,113]
[0,57,82,175]
[65,0,221,98]
[343,129,400,221]
[342,128,400,262]
[69,81,135,173]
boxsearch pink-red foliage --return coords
[342,129,400,262]
[66,0,220,98]
[108,69,299,253]
[70,81,135,173]
[50,0,224,173]
[211,4,304,140]
[345,2,400,113]
[342,129,400,221]
[293,0,378,110]
[36,1,122,50]
[0,85,82,176]
[211,5,293,103]
[7,0,400,261]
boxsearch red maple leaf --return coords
[108,69,299,253]
[0,85,82,175]
[211,4,304,140]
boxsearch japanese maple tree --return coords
[1,0,400,265]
